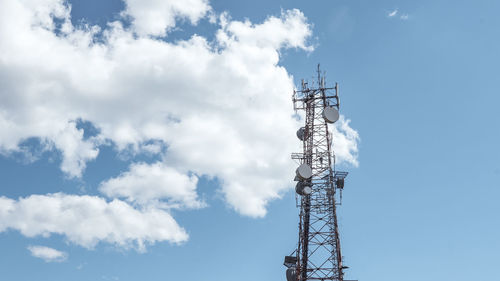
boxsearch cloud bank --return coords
[0,0,360,249]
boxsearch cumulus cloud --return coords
[0,194,187,251]
[122,0,211,36]
[27,245,68,262]
[0,0,359,249]
[99,162,204,208]
[217,9,313,51]
[331,116,360,167]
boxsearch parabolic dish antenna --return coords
[322,106,339,123]
[286,267,297,281]
[296,163,312,180]
[296,127,306,141]
[296,182,312,196]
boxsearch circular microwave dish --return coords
[322,106,339,123]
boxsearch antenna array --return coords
[284,65,353,281]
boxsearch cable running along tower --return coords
[284,65,352,281]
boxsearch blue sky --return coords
[1,0,499,281]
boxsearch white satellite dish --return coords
[303,185,312,195]
[296,164,312,180]
[322,106,339,123]
[296,182,312,196]
[296,127,306,141]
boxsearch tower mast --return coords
[284,65,350,281]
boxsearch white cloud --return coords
[122,0,211,36]
[331,116,360,167]
[387,9,398,17]
[217,9,313,51]
[0,194,188,251]
[387,8,410,20]
[0,0,359,235]
[99,162,204,209]
[27,245,68,262]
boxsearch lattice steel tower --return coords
[284,65,352,281]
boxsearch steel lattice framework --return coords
[285,66,351,281]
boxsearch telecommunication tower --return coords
[284,65,354,281]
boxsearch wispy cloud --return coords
[387,9,410,20]
[387,9,398,17]
[76,263,85,270]
[28,245,68,262]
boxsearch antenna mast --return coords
[284,65,352,281]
